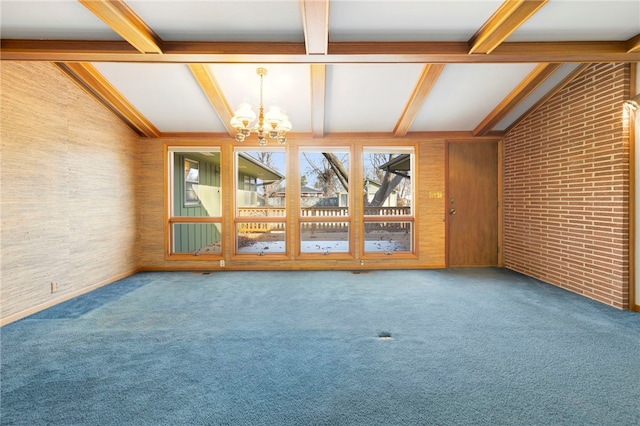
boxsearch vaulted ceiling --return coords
[1,0,639,139]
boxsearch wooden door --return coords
[448,142,498,266]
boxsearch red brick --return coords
[503,63,630,309]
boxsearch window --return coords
[168,147,222,257]
[298,148,351,255]
[362,147,414,254]
[166,144,416,262]
[235,149,286,255]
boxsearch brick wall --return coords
[503,63,631,308]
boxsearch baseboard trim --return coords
[0,268,141,327]
[137,264,449,272]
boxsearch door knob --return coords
[449,208,456,215]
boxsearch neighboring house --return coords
[173,151,222,254]
[378,154,411,207]
[364,180,398,207]
[339,179,398,207]
[236,152,284,207]
[174,152,283,253]
[273,186,325,207]
[379,154,411,179]
[336,155,410,208]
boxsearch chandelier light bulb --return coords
[230,116,243,131]
[277,117,292,133]
[234,103,256,125]
[265,106,284,125]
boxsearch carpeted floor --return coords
[1,268,639,425]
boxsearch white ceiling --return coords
[1,0,639,137]
[328,1,503,42]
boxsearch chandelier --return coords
[230,67,292,145]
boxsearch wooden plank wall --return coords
[139,138,447,270]
[0,61,456,321]
[0,62,140,324]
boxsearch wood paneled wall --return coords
[503,63,631,308]
[0,62,140,324]
[138,138,446,270]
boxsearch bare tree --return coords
[302,151,408,207]
[366,171,405,207]
[363,153,407,207]
[365,153,388,183]
[322,153,349,191]
[302,152,339,198]
[251,151,283,206]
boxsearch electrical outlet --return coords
[219,259,225,267]
[360,260,365,266]
[50,282,59,293]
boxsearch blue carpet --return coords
[1,268,639,425]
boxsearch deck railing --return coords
[237,206,411,233]
[237,207,287,218]
[363,206,411,216]
[237,206,410,217]
[301,207,349,217]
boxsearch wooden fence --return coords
[236,206,411,233]
[237,206,410,217]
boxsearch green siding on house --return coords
[173,223,222,255]
[173,153,222,254]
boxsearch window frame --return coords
[166,145,223,260]
[296,146,354,258]
[233,147,289,258]
[361,146,417,259]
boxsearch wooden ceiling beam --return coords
[187,64,236,137]
[627,33,640,53]
[468,0,548,54]
[54,62,159,137]
[78,0,162,54]
[3,40,639,63]
[310,64,326,138]
[473,62,561,136]
[158,131,505,141]
[301,0,329,55]
[393,63,445,137]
